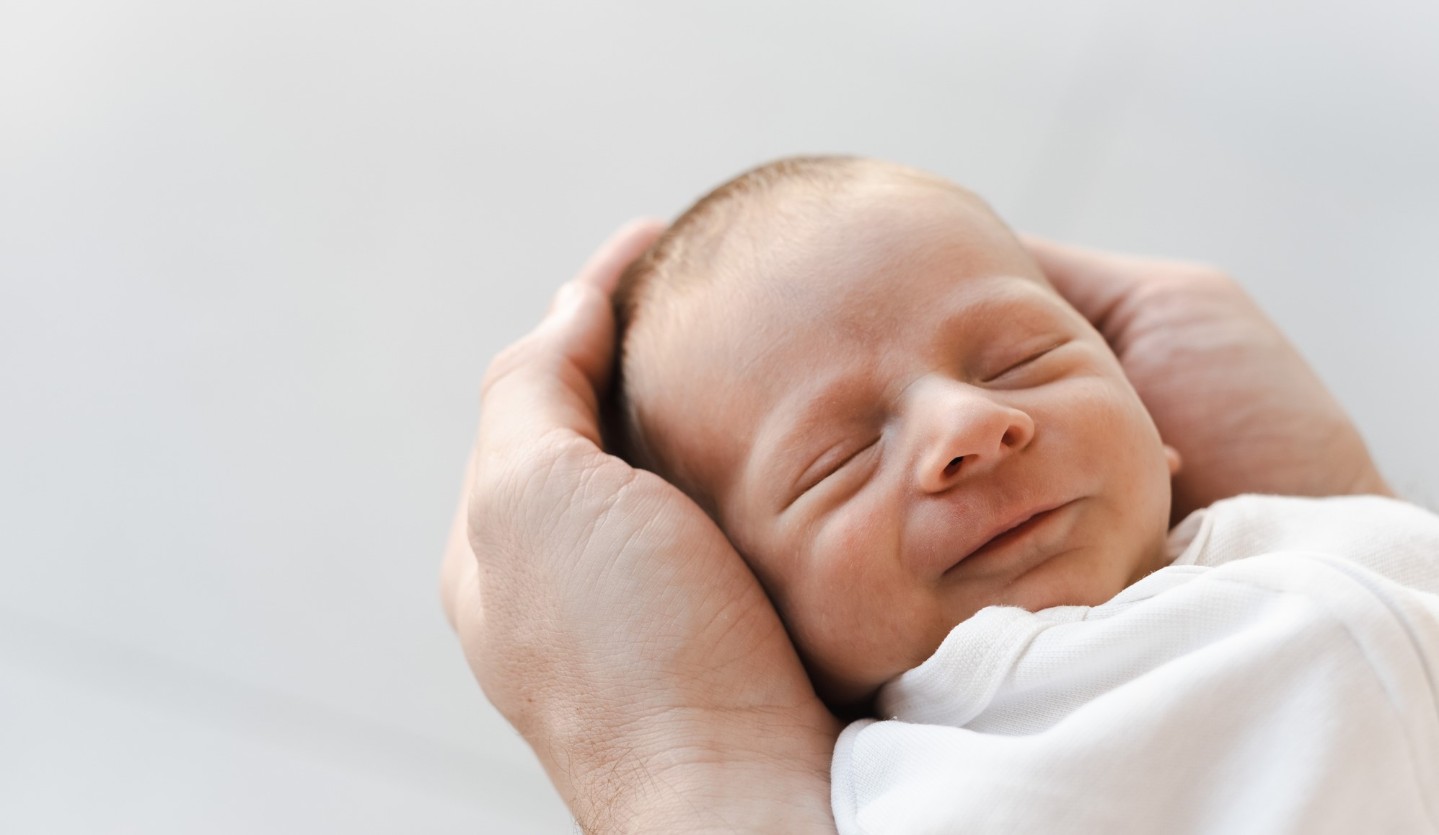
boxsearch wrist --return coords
[561,705,842,834]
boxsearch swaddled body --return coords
[835,494,1439,833]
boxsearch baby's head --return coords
[613,157,1179,708]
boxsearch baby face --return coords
[630,181,1176,707]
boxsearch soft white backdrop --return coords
[3,1,1437,832]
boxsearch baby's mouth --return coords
[947,499,1074,572]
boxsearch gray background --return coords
[3,1,1437,832]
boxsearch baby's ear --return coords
[1163,444,1183,477]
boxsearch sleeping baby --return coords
[610,156,1439,833]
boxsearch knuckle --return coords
[1171,261,1238,292]
[466,429,598,544]
[1130,259,1246,308]
[481,337,543,397]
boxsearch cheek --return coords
[784,492,921,692]
[801,495,898,622]
[1059,378,1160,457]
[1029,379,1168,523]
[1061,380,1172,519]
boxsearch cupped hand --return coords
[441,221,839,833]
[1025,238,1392,522]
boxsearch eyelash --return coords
[807,437,880,492]
[984,340,1066,382]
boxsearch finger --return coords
[440,488,472,632]
[479,225,654,456]
[1022,234,1160,327]
[446,222,664,632]
[440,444,479,632]
[571,218,667,296]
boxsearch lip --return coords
[946,499,1076,573]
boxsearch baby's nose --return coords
[912,382,1035,493]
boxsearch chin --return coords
[1009,550,1133,611]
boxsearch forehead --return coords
[764,188,1038,332]
[632,183,1052,496]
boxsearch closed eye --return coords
[787,437,881,507]
[983,340,1068,382]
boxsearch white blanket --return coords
[831,495,1439,834]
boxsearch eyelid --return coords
[982,338,1068,382]
[788,436,880,506]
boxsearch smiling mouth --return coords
[949,500,1075,571]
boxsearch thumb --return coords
[478,220,663,457]
[1022,234,1162,329]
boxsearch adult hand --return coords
[1025,238,1392,523]
[441,220,840,834]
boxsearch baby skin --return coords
[614,157,1182,709]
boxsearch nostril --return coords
[944,456,963,477]
[1001,428,1017,447]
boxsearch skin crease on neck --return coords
[626,170,1183,710]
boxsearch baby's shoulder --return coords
[1178,493,1439,591]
